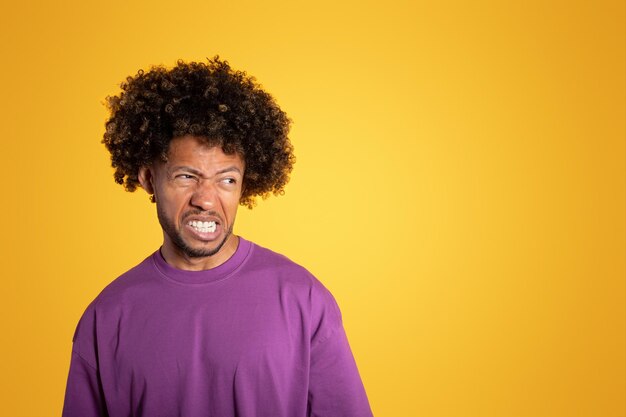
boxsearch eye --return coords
[221,177,237,185]
[174,174,196,182]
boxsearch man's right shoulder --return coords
[90,251,158,309]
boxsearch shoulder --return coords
[246,240,307,272]
[77,252,158,317]
[245,240,326,290]
[244,239,340,315]
[71,254,157,352]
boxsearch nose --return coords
[190,181,217,211]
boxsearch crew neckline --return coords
[151,237,252,285]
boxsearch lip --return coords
[184,213,222,223]
[182,213,223,242]
[185,221,222,241]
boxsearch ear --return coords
[138,166,155,195]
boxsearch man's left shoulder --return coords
[244,239,326,290]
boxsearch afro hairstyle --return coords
[102,56,294,208]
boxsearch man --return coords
[63,57,373,417]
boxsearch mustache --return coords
[182,210,223,223]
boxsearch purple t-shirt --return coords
[63,238,373,417]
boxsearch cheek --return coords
[223,195,241,218]
[159,191,190,215]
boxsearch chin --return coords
[180,233,232,258]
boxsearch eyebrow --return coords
[169,166,243,177]
[215,166,243,175]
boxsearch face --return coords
[139,135,245,270]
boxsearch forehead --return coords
[165,135,245,170]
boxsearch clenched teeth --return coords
[188,220,217,233]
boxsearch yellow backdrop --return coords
[0,1,624,416]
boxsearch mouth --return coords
[183,216,224,242]
[187,220,217,233]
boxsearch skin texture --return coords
[139,135,245,271]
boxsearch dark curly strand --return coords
[102,56,294,208]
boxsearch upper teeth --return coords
[189,220,217,233]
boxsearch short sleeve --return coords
[308,287,373,417]
[62,305,108,417]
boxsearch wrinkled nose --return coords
[190,182,217,211]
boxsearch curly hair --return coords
[102,56,294,208]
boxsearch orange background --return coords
[0,1,624,416]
